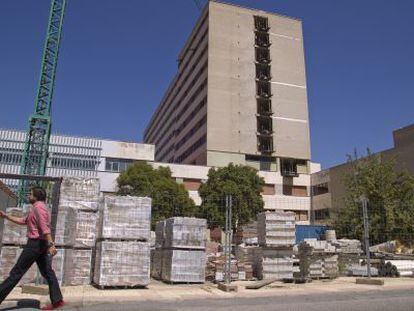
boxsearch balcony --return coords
[255,63,272,81]
[257,98,273,116]
[255,32,271,48]
[254,16,270,32]
[255,48,271,64]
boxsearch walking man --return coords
[0,186,65,310]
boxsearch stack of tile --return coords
[54,177,100,286]
[0,246,37,285]
[297,239,338,279]
[154,217,207,283]
[235,221,258,245]
[332,239,362,275]
[235,244,261,277]
[257,211,295,280]
[0,205,38,286]
[94,195,151,287]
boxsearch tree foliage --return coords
[198,163,265,230]
[334,150,414,245]
[116,162,196,227]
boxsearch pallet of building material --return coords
[257,211,295,247]
[54,207,73,246]
[59,177,100,203]
[99,196,151,241]
[161,249,206,283]
[64,249,92,286]
[378,260,414,277]
[150,248,163,280]
[155,220,165,248]
[0,246,38,285]
[332,239,362,254]
[347,264,379,277]
[235,221,258,245]
[1,208,28,246]
[163,217,207,250]
[257,248,294,280]
[235,244,261,276]
[93,241,150,287]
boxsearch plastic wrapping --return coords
[59,177,100,204]
[257,211,296,247]
[163,217,207,249]
[64,249,92,285]
[100,196,151,241]
[0,246,37,285]
[161,249,206,283]
[257,248,294,280]
[93,241,150,287]
[1,208,28,246]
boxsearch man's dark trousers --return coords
[0,239,63,305]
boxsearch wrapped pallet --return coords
[257,248,294,280]
[150,248,163,279]
[60,177,100,203]
[54,207,74,246]
[235,244,261,277]
[1,208,28,246]
[64,249,92,285]
[164,217,207,249]
[0,246,38,285]
[155,221,165,248]
[161,249,206,283]
[99,196,151,241]
[94,241,150,287]
[257,211,295,247]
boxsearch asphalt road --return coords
[2,288,413,311]
[74,288,414,311]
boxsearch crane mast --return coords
[19,0,66,201]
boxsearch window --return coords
[256,63,271,81]
[255,32,271,47]
[314,209,330,220]
[254,16,269,31]
[0,148,23,165]
[257,98,273,116]
[255,48,271,64]
[312,183,329,195]
[105,158,135,172]
[283,185,308,197]
[257,116,273,134]
[257,137,273,153]
[256,81,272,98]
[280,158,302,177]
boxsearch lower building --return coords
[311,123,414,224]
[0,129,154,193]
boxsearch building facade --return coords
[311,124,414,224]
[0,129,154,193]
[144,1,311,177]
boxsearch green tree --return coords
[198,163,265,229]
[334,150,414,245]
[117,162,196,227]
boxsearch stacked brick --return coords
[297,239,338,279]
[257,211,296,280]
[93,196,151,287]
[53,177,99,286]
[153,217,207,283]
[0,205,37,285]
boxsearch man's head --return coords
[29,186,47,204]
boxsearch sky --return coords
[0,0,413,169]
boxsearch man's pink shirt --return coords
[15,201,51,240]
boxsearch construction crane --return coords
[19,0,66,201]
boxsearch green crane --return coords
[19,0,66,202]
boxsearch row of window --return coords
[312,182,329,195]
[155,79,207,160]
[175,115,207,151]
[50,157,98,170]
[0,150,22,165]
[175,134,206,163]
[145,21,208,141]
[151,60,208,154]
[314,208,330,220]
[175,96,207,136]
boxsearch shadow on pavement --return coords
[0,298,40,310]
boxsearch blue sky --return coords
[0,0,413,169]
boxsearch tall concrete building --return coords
[144,1,311,176]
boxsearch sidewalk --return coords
[2,277,414,309]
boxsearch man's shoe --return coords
[41,300,65,310]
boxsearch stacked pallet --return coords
[0,205,38,285]
[235,244,260,278]
[153,217,207,283]
[93,195,151,287]
[235,221,258,245]
[332,239,362,275]
[257,211,295,280]
[297,239,338,279]
[54,177,100,286]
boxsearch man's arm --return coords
[0,211,26,225]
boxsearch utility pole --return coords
[361,196,371,278]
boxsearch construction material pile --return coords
[346,264,379,277]
[94,195,151,287]
[0,246,37,285]
[235,221,258,245]
[1,207,28,246]
[235,244,260,278]
[297,239,338,279]
[378,260,414,277]
[332,239,362,274]
[257,211,295,280]
[152,217,206,283]
[53,177,100,286]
